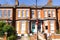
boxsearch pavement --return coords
[30,34,37,40]
[17,34,37,40]
[17,32,46,40]
[21,36,30,40]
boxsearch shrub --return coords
[7,35,17,40]
[0,21,17,40]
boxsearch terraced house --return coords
[0,0,60,40]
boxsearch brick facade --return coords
[0,6,60,39]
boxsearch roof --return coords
[0,4,60,8]
[0,4,14,8]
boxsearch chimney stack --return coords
[15,0,19,6]
[47,0,52,6]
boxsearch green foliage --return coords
[0,21,6,37]
[2,24,15,36]
[7,35,16,40]
[0,31,4,37]
[0,21,6,31]
[0,21,17,40]
[3,25,13,32]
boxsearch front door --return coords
[38,23,41,32]
[31,22,35,33]
[38,22,43,33]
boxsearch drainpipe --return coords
[35,0,38,40]
[56,8,59,31]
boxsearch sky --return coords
[0,0,60,6]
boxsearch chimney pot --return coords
[15,0,19,6]
[46,0,52,6]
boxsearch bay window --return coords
[16,21,28,34]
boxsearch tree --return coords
[7,35,16,40]
[3,24,16,36]
[0,21,17,40]
[0,21,6,37]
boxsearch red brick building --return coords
[0,0,60,40]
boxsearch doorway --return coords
[31,21,43,33]
[38,22,43,33]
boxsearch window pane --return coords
[48,10,51,14]
[21,21,26,33]
[52,11,55,17]
[8,10,10,18]
[22,10,24,17]
[26,10,29,17]
[0,10,2,17]
[50,20,54,33]
[48,10,51,17]
[18,10,21,17]
[44,10,47,17]
[4,10,7,18]
[45,26,48,30]
[37,10,40,18]
[32,10,34,18]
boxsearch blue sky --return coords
[0,0,60,6]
